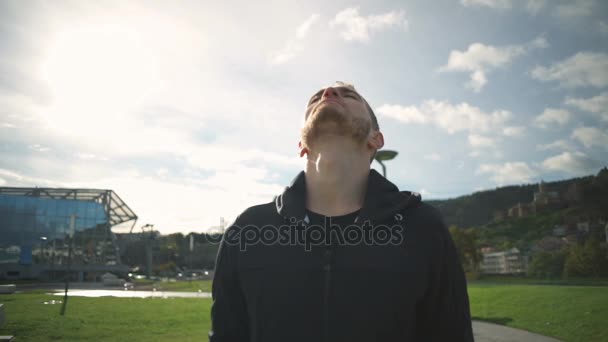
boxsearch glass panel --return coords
[77,201,87,220]
[46,200,57,217]
[35,200,46,216]
[86,202,96,219]
[15,197,25,213]
[56,200,68,217]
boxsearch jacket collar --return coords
[275,169,420,223]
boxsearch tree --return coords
[528,250,566,279]
[564,237,608,279]
[449,226,482,275]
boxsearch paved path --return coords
[473,321,563,342]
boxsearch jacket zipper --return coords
[323,260,331,342]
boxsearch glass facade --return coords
[0,188,137,280]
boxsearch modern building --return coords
[480,247,528,275]
[0,187,137,281]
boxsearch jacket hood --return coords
[275,169,421,223]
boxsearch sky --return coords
[0,0,607,234]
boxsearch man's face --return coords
[300,85,373,150]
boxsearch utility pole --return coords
[60,215,75,316]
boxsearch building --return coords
[533,181,560,206]
[0,187,137,281]
[507,202,534,218]
[480,248,528,275]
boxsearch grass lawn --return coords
[148,280,212,292]
[0,284,606,341]
[468,284,608,342]
[0,291,212,341]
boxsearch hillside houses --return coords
[494,181,571,220]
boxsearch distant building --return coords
[533,181,560,205]
[577,222,590,233]
[552,225,566,237]
[480,248,528,275]
[0,187,137,281]
[506,181,564,219]
[507,202,534,218]
[493,210,507,222]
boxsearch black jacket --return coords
[209,169,474,342]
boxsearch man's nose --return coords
[321,87,339,99]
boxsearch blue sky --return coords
[1,0,607,234]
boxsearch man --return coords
[209,82,474,342]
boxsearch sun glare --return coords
[41,23,160,134]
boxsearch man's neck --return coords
[304,136,370,217]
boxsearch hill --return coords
[427,167,608,230]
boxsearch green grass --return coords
[471,275,608,286]
[1,284,606,341]
[0,291,211,341]
[468,284,608,342]
[146,280,212,292]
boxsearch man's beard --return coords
[300,104,371,150]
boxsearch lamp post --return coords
[374,150,398,178]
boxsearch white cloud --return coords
[269,14,320,65]
[460,0,602,17]
[468,134,496,148]
[600,21,608,34]
[375,104,428,124]
[75,153,109,161]
[427,100,511,134]
[329,7,408,42]
[0,178,5,185]
[503,126,525,136]
[531,52,608,88]
[571,127,608,149]
[28,144,51,152]
[0,168,57,187]
[461,0,512,9]
[377,100,512,135]
[269,41,302,65]
[542,151,601,175]
[536,139,575,151]
[296,14,320,39]
[525,0,547,14]
[1,123,17,128]
[554,0,596,18]
[477,162,537,185]
[439,36,548,92]
[424,153,441,161]
[533,108,571,128]
[565,92,608,121]
[460,0,547,13]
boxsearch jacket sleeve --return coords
[209,226,249,342]
[416,209,475,342]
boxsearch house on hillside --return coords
[552,225,566,237]
[507,202,534,218]
[480,248,528,275]
[532,181,565,212]
[505,181,565,219]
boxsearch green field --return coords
[0,284,606,341]
[146,280,213,292]
[468,284,608,341]
[0,291,212,341]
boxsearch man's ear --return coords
[368,131,384,150]
[298,141,308,157]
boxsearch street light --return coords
[374,150,398,178]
